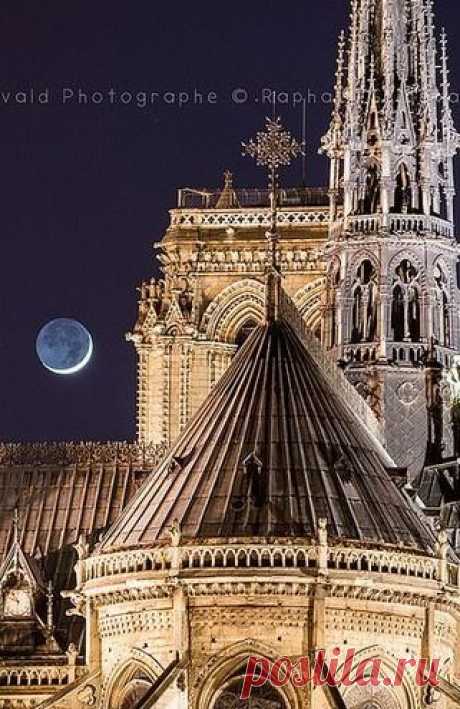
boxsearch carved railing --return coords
[180,544,317,571]
[82,541,456,589]
[84,547,172,581]
[332,213,454,239]
[341,342,456,369]
[0,665,84,688]
[279,290,385,446]
[169,207,330,229]
[327,546,439,581]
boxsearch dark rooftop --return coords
[100,294,435,554]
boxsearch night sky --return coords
[1,0,459,442]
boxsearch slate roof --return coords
[0,442,166,651]
[100,316,436,554]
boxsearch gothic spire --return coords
[322,0,460,229]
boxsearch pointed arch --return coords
[346,251,379,289]
[386,250,426,289]
[101,652,164,709]
[349,259,378,343]
[432,255,454,291]
[432,257,453,348]
[195,639,300,709]
[394,161,413,212]
[389,255,423,342]
[339,645,419,709]
[201,279,265,343]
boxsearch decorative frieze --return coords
[325,608,424,640]
[99,609,172,639]
[191,607,306,629]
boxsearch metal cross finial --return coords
[242,116,304,180]
[242,116,304,247]
[242,117,304,322]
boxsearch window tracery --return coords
[351,260,378,343]
[394,163,411,212]
[433,263,450,347]
[391,259,421,342]
[213,674,286,709]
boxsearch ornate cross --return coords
[242,117,304,322]
[242,117,304,262]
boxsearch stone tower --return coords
[321,0,460,478]
[128,176,330,448]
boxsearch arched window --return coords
[108,664,157,709]
[391,259,420,342]
[394,163,411,212]
[326,260,340,348]
[359,163,380,214]
[351,260,378,344]
[118,672,152,709]
[213,673,287,708]
[433,263,450,347]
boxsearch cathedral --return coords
[3,1,460,707]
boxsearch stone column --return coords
[379,286,390,359]
[86,598,101,672]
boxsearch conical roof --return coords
[100,317,435,553]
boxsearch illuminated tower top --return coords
[322,0,460,232]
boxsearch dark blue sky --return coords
[1,0,459,442]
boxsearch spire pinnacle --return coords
[242,117,304,321]
[333,30,346,116]
[216,170,240,209]
[322,0,460,230]
[440,28,453,133]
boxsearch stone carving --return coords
[77,684,97,706]
[169,519,182,547]
[396,381,418,405]
[321,0,460,478]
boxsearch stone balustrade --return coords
[169,207,330,229]
[0,665,83,688]
[342,342,456,369]
[331,213,454,239]
[82,541,454,589]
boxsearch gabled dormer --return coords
[0,511,59,656]
[0,512,45,617]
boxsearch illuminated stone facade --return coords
[128,178,329,447]
[2,1,460,709]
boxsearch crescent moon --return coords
[44,334,94,375]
